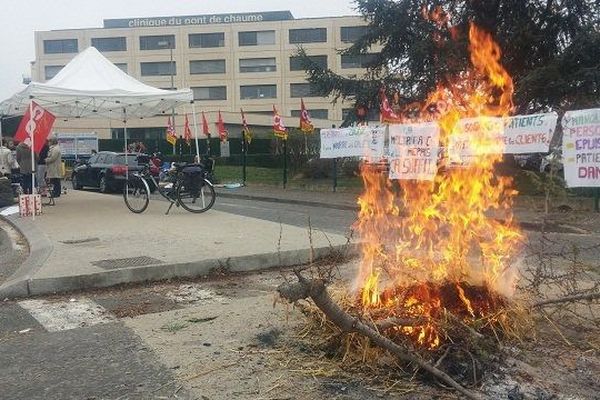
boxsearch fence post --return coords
[331,125,337,192]
[283,139,288,189]
[241,131,247,186]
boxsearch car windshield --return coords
[114,155,147,166]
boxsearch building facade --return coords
[32,11,376,139]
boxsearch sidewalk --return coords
[0,190,353,298]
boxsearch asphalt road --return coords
[213,197,358,236]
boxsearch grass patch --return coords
[215,165,362,189]
[161,321,188,332]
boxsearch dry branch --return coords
[277,273,486,400]
[533,292,600,308]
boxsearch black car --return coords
[71,151,159,193]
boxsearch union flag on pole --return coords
[379,87,403,124]
[183,114,192,145]
[240,108,252,144]
[272,105,288,140]
[299,99,314,134]
[217,110,228,142]
[15,101,56,154]
[166,116,177,146]
[201,111,210,138]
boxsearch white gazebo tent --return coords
[0,47,200,191]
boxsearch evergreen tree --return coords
[300,0,600,124]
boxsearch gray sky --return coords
[0,0,358,100]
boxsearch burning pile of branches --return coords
[278,17,550,400]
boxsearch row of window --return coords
[192,83,323,100]
[43,26,369,54]
[44,54,376,80]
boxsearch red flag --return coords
[240,108,252,144]
[379,87,403,124]
[299,99,314,134]
[216,110,228,142]
[201,111,210,138]
[272,105,288,140]
[183,114,192,145]
[15,101,56,153]
[166,116,177,146]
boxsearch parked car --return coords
[71,151,159,193]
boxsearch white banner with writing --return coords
[320,126,385,159]
[447,117,504,163]
[388,123,440,180]
[504,112,557,154]
[562,108,600,188]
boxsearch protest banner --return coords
[562,108,600,188]
[388,122,440,180]
[447,117,504,163]
[320,126,385,159]
[504,112,558,154]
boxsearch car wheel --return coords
[99,175,109,193]
[72,174,83,190]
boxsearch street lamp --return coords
[158,39,176,154]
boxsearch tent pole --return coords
[123,108,128,183]
[29,101,36,220]
[191,101,200,163]
[0,115,3,145]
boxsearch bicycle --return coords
[123,162,216,215]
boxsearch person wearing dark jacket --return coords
[37,141,49,194]
[16,140,38,194]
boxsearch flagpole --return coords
[29,101,36,220]
[190,102,200,163]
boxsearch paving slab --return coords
[1,190,352,298]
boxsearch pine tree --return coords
[299,0,600,124]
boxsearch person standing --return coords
[16,140,37,194]
[45,137,62,198]
[37,140,50,195]
[0,139,13,178]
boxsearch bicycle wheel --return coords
[177,178,215,213]
[123,176,150,213]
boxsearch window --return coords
[189,32,225,48]
[240,85,277,99]
[238,30,275,46]
[341,53,378,69]
[140,61,176,76]
[239,58,276,73]
[290,83,322,98]
[43,39,78,54]
[291,109,328,119]
[114,63,128,74]
[289,28,327,44]
[190,60,226,74]
[290,55,327,71]
[341,26,368,43]
[91,37,126,52]
[192,86,227,101]
[140,35,175,50]
[44,65,64,80]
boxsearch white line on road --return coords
[17,298,116,332]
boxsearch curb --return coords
[215,191,358,211]
[0,213,54,298]
[0,243,359,299]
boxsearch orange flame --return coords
[356,24,522,349]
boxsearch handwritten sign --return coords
[504,113,557,154]
[320,126,385,159]
[388,123,440,180]
[562,108,600,188]
[447,117,504,163]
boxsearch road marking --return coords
[17,298,116,332]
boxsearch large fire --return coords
[356,23,522,349]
